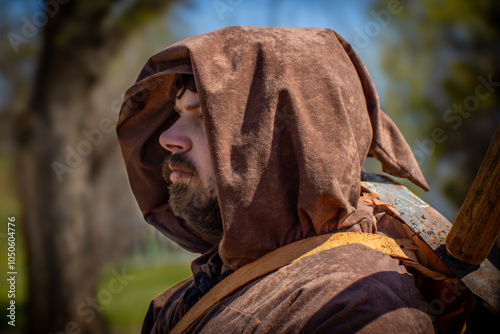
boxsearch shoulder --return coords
[194,243,434,333]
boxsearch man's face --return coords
[159,88,223,238]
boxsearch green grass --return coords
[99,261,192,333]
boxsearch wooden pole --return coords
[446,124,500,265]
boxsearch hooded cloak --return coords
[117,26,432,332]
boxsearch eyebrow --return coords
[173,101,201,113]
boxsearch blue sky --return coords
[165,0,387,99]
[168,0,369,37]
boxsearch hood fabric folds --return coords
[117,26,428,272]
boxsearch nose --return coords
[159,121,192,153]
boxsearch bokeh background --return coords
[0,0,498,333]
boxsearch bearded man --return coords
[117,26,435,333]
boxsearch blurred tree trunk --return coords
[14,1,174,333]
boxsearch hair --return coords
[175,73,197,99]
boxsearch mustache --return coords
[162,154,197,183]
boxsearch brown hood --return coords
[117,26,428,271]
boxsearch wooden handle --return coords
[446,124,500,265]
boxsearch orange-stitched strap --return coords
[171,232,457,333]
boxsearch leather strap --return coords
[171,232,409,334]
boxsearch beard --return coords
[162,154,223,239]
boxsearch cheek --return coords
[193,130,214,179]
[200,137,213,176]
